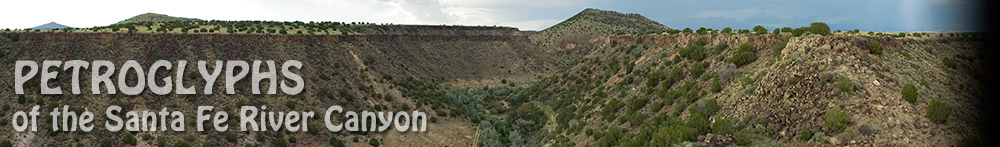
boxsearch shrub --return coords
[225,132,237,142]
[679,45,706,61]
[667,29,681,34]
[771,39,788,58]
[727,43,758,67]
[652,119,702,145]
[713,43,728,55]
[682,28,692,33]
[689,62,709,78]
[273,137,288,147]
[780,27,792,32]
[0,140,11,147]
[627,96,650,112]
[711,119,735,135]
[687,113,711,134]
[174,141,190,147]
[329,137,345,147]
[710,79,722,93]
[926,100,951,124]
[867,42,884,55]
[942,58,957,69]
[478,121,502,146]
[901,83,918,103]
[367,138,380,146]
[800,127,814,140]
[824,107,850,134]
[924,46,933,54]
[646,70,665,87]
[791,27,806,36]
[101,137,112,147]
[753,25,768,34]
[285,101,297,109]
[809,22,831,35]
[835,76,854,93]
[721,27,732,34]
[157,136,166,147]
[694,37,707,46]
[124,133,137,145]
[703,98,719,116]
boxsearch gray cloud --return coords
[376,0,457,24]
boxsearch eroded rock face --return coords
[549,33,606,59]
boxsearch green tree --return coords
[679,45,706,61]
[809,22,831,35]
[722,27,732,34]
[792,27,806,36]
[710,79,722,93]
[836,76,855,93]
[868,42,884,55]
[368,138,380,146]
[781,27,792,32]
[1,140,12,147]
[509,130,527,147]
[477,121,501,147]
[124,133,137,145]
[711,119,736,135]
[824,107,850,134]
[926,100,951,124]
[224,133,238,142]
[696,27,707,34]
[753,25,768,34]
[901,83,918,103]
[727,43,758,67]
[682,28,693,33]
[329,137,345,147]
[800,128,814,140]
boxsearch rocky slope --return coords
[515,32,985,146]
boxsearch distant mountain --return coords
[115,13,201,24]
[520,30,539,35]
[529,8,669,48]
[31,22,72,30]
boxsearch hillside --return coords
[511,32,985,146]
[30,22,71,30]
[529,8,668,58]
[116,13,202,24]
[0,27,557,146]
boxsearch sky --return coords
[0,0,984,32]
